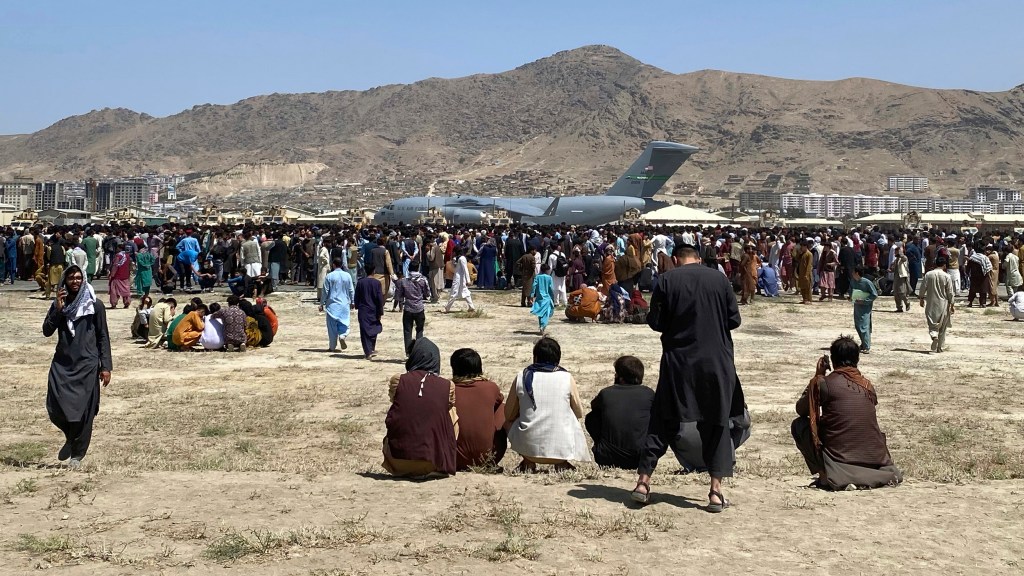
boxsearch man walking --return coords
[43,266,111,469]
[320,258,354,352]
[394,260,430,355]
[850,266,878,353]
[919,256,955,353]
[631,243,745,513]
[890,245,910,312]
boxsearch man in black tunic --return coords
[42,265,112,469]
[632,244,745,512]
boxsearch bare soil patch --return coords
[1,286,1022,574]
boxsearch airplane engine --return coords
[448,208,490,224]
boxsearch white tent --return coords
[642,205,728,225]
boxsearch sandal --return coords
[631,481,651,505]
[707,489,730,513]
[517,459,538,474]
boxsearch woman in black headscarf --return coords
[42,265,112,469]
[382,338,458,478]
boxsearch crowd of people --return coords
[379,242,901,511]
[20,217,1021,503]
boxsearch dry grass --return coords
[0,441,48,467]
[203,519,392,563]
[2,287,1023,574]
[426,510,464,533]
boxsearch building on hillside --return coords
[887,175,929,192]
[780,193,902,218]
[739,191,782,212]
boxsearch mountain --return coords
[2,45,1023,197]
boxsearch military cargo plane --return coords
[371,141,698,227]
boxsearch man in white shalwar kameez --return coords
[919,256,955,353]
[444,248,476,313]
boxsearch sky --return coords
[2,0,1023,134]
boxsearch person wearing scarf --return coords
[792,336,901,491]
[505,337,591,473]
[383,338,458,477]
[966,242,992,307]
[600,283,630,323]
[42,265,112,469]
[108,242,132,309]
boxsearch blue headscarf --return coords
[522,362,565,409]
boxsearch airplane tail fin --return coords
[542,196,560,217]
[605,141,698,199]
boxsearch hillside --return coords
[2,45,1023,197]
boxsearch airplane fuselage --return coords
[372,195,645,227]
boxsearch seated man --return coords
[171,303,208,351]
[200,302,226,350]
[757,262,779,297]
[599,284,630,323]
[625,289,649,324]
[256,298,279,337]
[450,348,507,470]
[158,261,178,295]
[565,284,602,322]
[144,297,176,348]
[211,295,248,352]
[197,257,217,292]
[251,272,272,297]
[224,270,245,293]
[132,295,154,341]
[670,401,751,473]
[584,356,654,469]
[506,337,592,472]
[792,335,903,490]
[1009,285,1024,321]
[164,304,191,351]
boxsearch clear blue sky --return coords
[2,0,1022,134]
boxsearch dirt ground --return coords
[1,281,1022,575]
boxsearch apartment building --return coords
[0,179,35,211]
[887,175,929,192]
[970,185,1022,203]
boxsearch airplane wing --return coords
[461,197,552,217]
[499,198,552,218]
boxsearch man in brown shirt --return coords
[795,239,814,304]
[516,247,537,307]
[792,335,902,490]
[987,245,1001,307]
[450,348,507,470]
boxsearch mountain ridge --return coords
[2,45,1023,196]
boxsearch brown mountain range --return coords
[2,45,1023,197]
